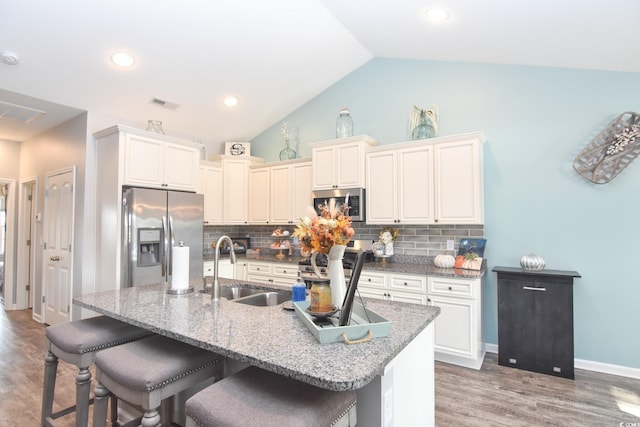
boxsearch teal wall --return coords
[251,58,640,369]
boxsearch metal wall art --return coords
[573,111,640,184]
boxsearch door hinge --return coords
[67,305,70,313]
[42,296,45,303]
[25,285,30,291]
[27,195,32,201]
[26,239,31,246]
[43,242,47,249]
[68,244,72,251]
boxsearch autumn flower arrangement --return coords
[293,199,355,255]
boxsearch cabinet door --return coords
[270,164,291,224]
[312,146,336,189]
[398,146,434,224]
[390,292,427,305]
[223,159,249,224]
[434,139,483,224]
[249,167,270,224]
[335,143,364,188]
[202,165,223,224]
[163,141,199,191]
[124,135,165,188]
[235,262,248,281]
[290,161,312,222]
[429,295,474,357]
[366,151,397,224]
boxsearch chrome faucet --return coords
[211,235,237,301]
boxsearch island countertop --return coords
[74,279,440,392]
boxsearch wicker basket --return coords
[573,111,640,184]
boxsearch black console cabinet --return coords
[493,267,581,379]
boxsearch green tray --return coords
[293,300,391,344]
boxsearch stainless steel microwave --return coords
[312,188,365,222]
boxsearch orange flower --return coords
[293,198,354,255]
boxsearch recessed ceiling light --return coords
[111,52,135,67]
[224,96,239,107]
[425,8,449,22]
[0,50,20,65]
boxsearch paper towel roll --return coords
[171,245,190,290]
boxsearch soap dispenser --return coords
[292,272,307,304]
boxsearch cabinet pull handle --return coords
[523,286,546,292]
[404,282,408,286]
[448,286,452,290]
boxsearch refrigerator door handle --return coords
[169,215,175,277]
[162,215,168,278]
[122,196,131,287]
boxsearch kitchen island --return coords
[75,279,440,426]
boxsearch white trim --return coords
[484,343,640,379]
[16,177,38,310]
[0,178,17,310]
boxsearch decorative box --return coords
[224,141,250,157]
[294,301,391,344]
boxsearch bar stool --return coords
[92,334,225,427]
[185,366,357,427]
[41,316,152,427]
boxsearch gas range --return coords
[298,239,373,285]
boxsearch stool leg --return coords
[92,383,110,427]
[141,409,161,427]
[41,351,58,426]
[75,367,92,427]
[109,395,118,427]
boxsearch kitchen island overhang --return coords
[74,279,440,426]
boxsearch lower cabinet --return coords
[427,276,484,369]
[358,271,427,304]
[358,270,484,369]
[246,261,298,287]
[203,260,235,279]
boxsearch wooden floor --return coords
[1,308,639,427]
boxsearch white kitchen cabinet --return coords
[219,156,266,225]
[310,136,378,190]
[246,261,298,287]
[366,145,434,224]
[357,271,427,305]
[199,161,223,225]
[249,159,312,225]
[235,261,248,281]
[433,137,484,224]
[203,259,234,279]
[427,276,484,369]
[366,132,485,225]
[124,133,200,191]
[249,167,270,224]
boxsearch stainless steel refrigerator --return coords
[121,187,203,287]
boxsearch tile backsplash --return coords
[204,223,484,258]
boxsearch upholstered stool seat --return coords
[185,366,357,427]
[41,316,152,427]
[92,334,225,427]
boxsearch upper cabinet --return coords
[198,161,223,225]
[249,159,313,225]
[220,156,263,225]
[122,132,200,191]
[310,136,378,190]
[366,132,485,225]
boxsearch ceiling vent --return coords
[150,97,179,110]
[0,100,46,123]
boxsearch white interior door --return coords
[43,169,75,325]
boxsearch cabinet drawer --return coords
[358,272,386,289]
[273,264,298,277]
[428,277,475,298]
[247,262,272,275]
[390,274,426,293]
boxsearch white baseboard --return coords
[484,343,640,379]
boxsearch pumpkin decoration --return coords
[461,252,482,270]
[454,255,465,268]
[434,253,455,268]
[520,253,545,271]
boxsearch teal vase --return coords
[411,113,436,140]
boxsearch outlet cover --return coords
[446,240,455,251]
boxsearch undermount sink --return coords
[219,286,265,300]
[232,291,290,307]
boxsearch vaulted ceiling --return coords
[1,0,638,143]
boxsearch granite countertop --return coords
[74,279,440,392]
[205,253,486,279]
